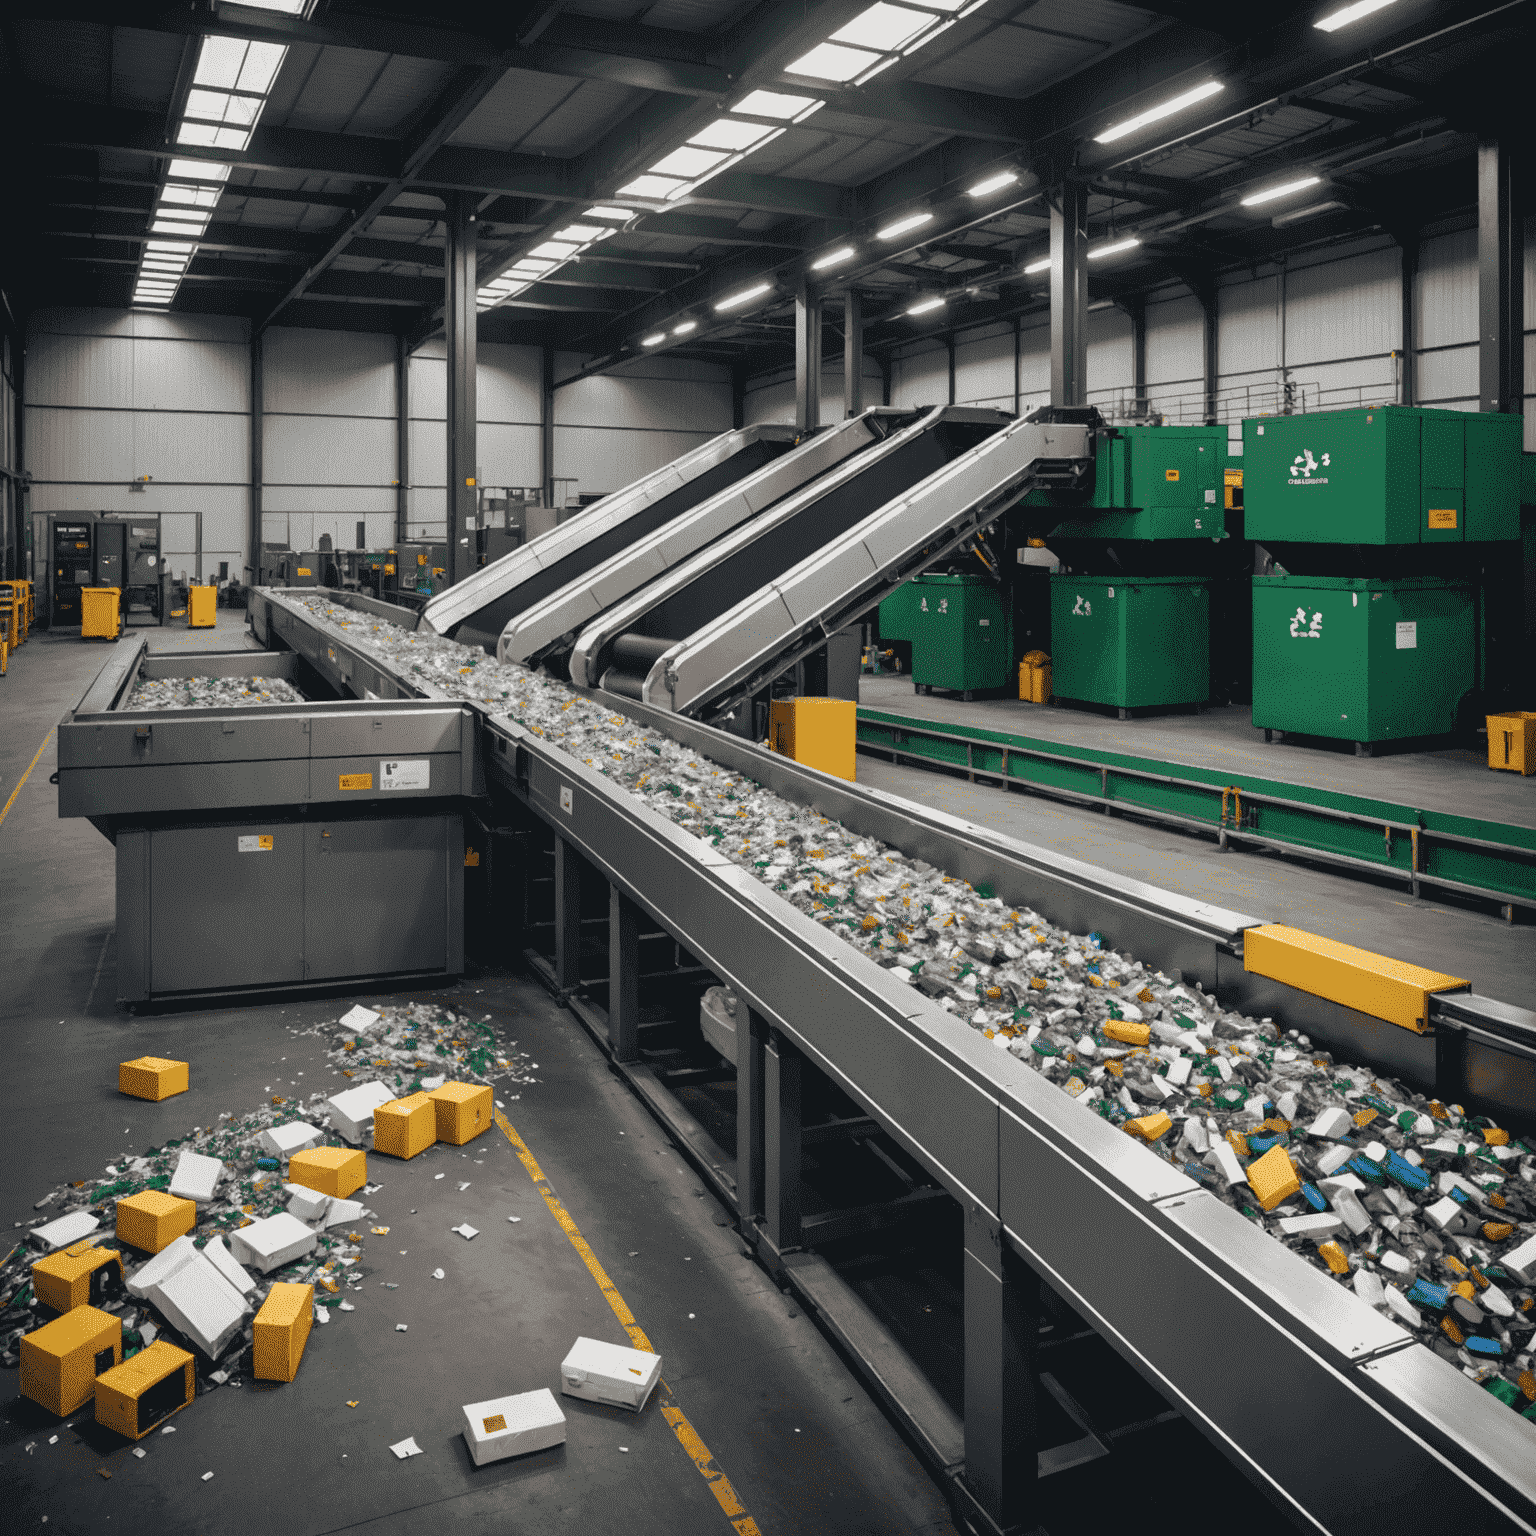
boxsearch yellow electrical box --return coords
[188,585,217,628]
[119,1056,189,1101]
[81,587,121,639]
[253,1282,314,1383]
[287,1146,366,1199]
[1242,924,1468,1033]
[20,1306,122,1417]
[373,1091,437,1159]
[767,697,856,782]
[429,1081,493,1145]
[32,1243,124,1316]
[1018,650,1052,704]
[115,1190,197,1254]
[94,1340,195,1439]
[1487,712,1536,775]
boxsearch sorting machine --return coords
[228,583,1534,1536]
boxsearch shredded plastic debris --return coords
[277,594,1536,1410]
[124,676,304,710]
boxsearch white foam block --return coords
[169,1151,223,1205]
[1504,1233,1536,1285]
[325,1082,396,1146]
[28,1210,100,1252]
[322,1197,366,1229]
[202,1236,257,1298]
[285,1185,331,1221]
[340,1005,382,1032]
[1308,1107,1354,1141]
[1277,1212,1346,1239]
[462,1389,566,1466]
[1314,1144,1353,1178]
[227,1212,318,1274]
[259,1122,324,1160]
[147,1253,249,1358]
[126,1235,199,1299]
[559,1337,661,1412]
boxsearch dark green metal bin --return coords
[904,573,1012,695]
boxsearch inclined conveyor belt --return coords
[244,586,1536,1536]
[419,422,801,651]
[569,405,1011,700]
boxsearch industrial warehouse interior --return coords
[2,0,1535,1532]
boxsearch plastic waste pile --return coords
[287,596,1536,1417]
[125,675,305,710]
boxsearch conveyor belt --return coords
[419,423,800,651]
[248,588,1536,1536]
[569,405,1012,700]
[497,410,906,670]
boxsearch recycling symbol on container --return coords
[1290,449,1330,476]
[1071,595,1093,617]
[919,597,949,613]
[1289,607,1323,639]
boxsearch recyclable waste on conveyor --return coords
[281,594,1536,1418]
[125,676,305,710]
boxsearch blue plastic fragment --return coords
[1248,1133,1282,1155]
[1348,1154,1385,1183]
[1449,1186,1471,1204]
[1302,1182,1327,1212]
[256,1158,279,1169]
[1385,1151,1429,1192]
[1465,1336,1504,1358]
[1405,1279,1449,1311]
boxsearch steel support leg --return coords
[553,835,582,1001]
[608,883,640,1063]
[960,1205,1037,1534]
[736,1005,768,1231]
[1478,137,1522,415]
[1050,181,1087,408]
[843,290,864,417]
[794,280,822,433]
[764,1027,803,1254]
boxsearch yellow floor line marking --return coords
[0,728,55,834]
[495,1109,762,1535]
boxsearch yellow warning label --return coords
[384,564,395,574]
[238,834,274,853]
[339,773,373,791]
[297,567,312,576]
[1427,508,1458,529]
[1165,468,1180,481]
[1224,468,1243,486]
[464,849,481,866]
[482,1414,506,1433]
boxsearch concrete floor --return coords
[861,674,1536,829]
[1,613,956,1536]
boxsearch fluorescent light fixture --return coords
[833,4,934,52]
[1094,80,1223,144]
[159,186,219,208]
[584,206,632,221]
[673,321,697,335]
[147,241,195,255]
[616,173,688,199]
[968,170,1018,197]
[907,296,945,316]
[812,245,857,270]
[1240,175,1322,207]
[511,258,556,274]
[1023,257,1050,275]
[642,332,667,347]
[1087,237,1140,260]
[785,41,879,82]
[876,210,933,240]
[732,89,824,123]
[689,119,778,152]
[714,281,772,311]
[649,145,732,179]
[166,159,230,184]
[552,224,608,243]
[530,240,579,259]
[1314,0,1398,29]
[232,0,309,12]
[152,219,206,234]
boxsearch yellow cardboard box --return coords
[287,1146,366,1199]
[119,1057,189,1102]
[253,1282,314,1383]
[20,1306,122,1417]
[373,1092,436,1159]
[116,1190,197,1254]
[428,1082,493,1145]
[32,1243,124,1316]
[94,1340,195,1439]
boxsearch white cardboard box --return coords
[258,1122,324,1160]
[284,1184,331,1221]
[146,1252,249,1358]
[462,1389,567,1466]
[324,1081,396,1146]
[202,1236,257,1297]
[169,1150,223,1205]
[559,1337,661,1412]
[27,1210,100,1252]
[227,1212,318,1274]
[126,1234,199,1299]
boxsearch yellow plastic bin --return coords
[1487,712,1536,775]
[188,584,217,628]
[1018,650,1052,704]
[81,587,121,639]
[768,697,856,781]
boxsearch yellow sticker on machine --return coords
[1164,468,1180,481]
[237,834,273,853]
[339,773,373,791]
[297,567,312,576]
[1224,467,1243,486]
[1427,508,1458,529]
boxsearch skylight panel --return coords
[649,145,732,179]
[732,90,823,123]
[784,42,880,82]
[584,206,632,221]
[616,174,687,200]
[530,241,580,259]
[552,224,607,243]
[167,159,230,184]
[689,119,778,152]
[832,4,933,53]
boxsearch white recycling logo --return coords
[1288,606,1323,639]
[1289,448,1331,481]
[1071,595,1093,617]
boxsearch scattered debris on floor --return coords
[289,594,1536,1418]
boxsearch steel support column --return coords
[1126,296,1147,417]
[1478,138,1522,415]
[844,290,864,417]
[794,279,822,434]
[1192,280,1218,425]
[553,835,582,1001]
[736,1004,768,1231]
[1012,315,1021,417]
[1398,237,1417,407]
[1050,181,1087,408]
[961,1203,1038,1534]
[763,1027,803,1255]
[947,333,956,405]
[607,883,640,1064]
[444,193,477,588]
[395,333,409,544]
[249,329,263,585]
[731,362,747,430]
[541,345,556,506]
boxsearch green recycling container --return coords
[876,578,924,642]
[1049,574,1210,709]
[1251,575,1474,745]
[906,573,1011,694]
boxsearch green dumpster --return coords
[906,573,1012,696]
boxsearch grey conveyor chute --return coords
[642,405,1098,723]
[497,409,907,671]
[418,423,800,652]
[569,405,1013,700]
